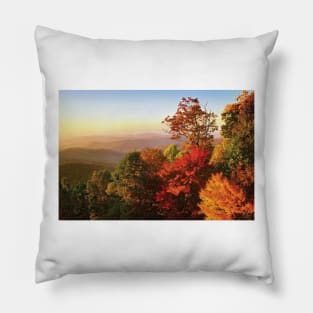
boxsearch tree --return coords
[199,173,254,220]
[59,179,72,219]
[107,151,163,219]
[209,138,230,175]
[221,91,254,155]
[140,147,166,217]
[162,97,218,150]
[163,144,180,163]
[216,90,255,200]
[86,169,111,219]
[59,179,89,220]
[141,147,166,171]
[107,152,147,210]
[156,146,211,219]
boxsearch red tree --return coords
[156,146,211,219]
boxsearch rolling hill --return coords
[59,148,125,185]
[59,148,125,165]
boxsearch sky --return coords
[59,90,243,138]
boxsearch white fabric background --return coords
[0,0,312,312]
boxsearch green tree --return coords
[107,152,158,218]
[163,144,180,163]
[216,90,255,200]
[86,169,111,219]
[59,180,89,220]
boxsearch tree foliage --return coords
[141,147,166,171]
[107,152,149,217]
[107,150,164,219]
[212,91,255,201]
[199,173,254,220]
[162,97,218,150]
[156,146,210,219]
[59,178,89,219]
[163,144,180,163]
[86,169,111,218]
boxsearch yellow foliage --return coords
[223,104,237,114]
[209,139,228,165]
[199,173,254,220]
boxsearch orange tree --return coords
[141,147,166,172]
[199,173,254,220]
[162,97,218,150]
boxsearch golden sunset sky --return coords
[59,90,243,139]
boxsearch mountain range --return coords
[59,132,221,166]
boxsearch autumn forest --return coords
[59,90,254,220]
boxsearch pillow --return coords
[35,26,278,283]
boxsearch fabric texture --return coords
[35,26,278,283]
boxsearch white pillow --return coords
[35,26,278,283]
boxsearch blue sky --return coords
[59,90,243,137]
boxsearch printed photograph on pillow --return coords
[59,90,254,220]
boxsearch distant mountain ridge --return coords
[60,132,183,151]
[59,148,125,166]
[59,132,222,166]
